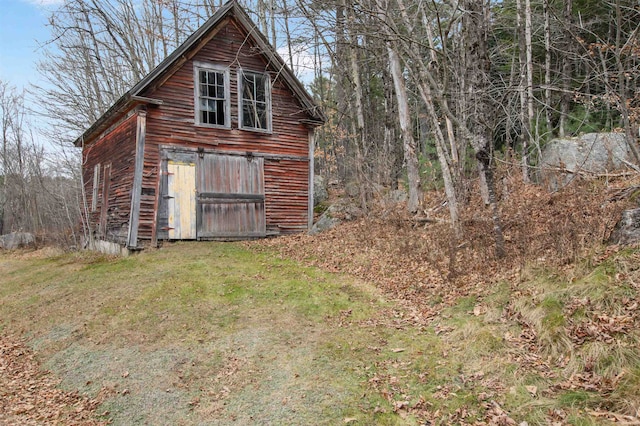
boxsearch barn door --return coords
[197,154,265,239]
[167,160,197,240]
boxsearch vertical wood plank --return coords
[308,129,315,231]
[127,110,147,248]
[168,161,197,239]
[150,156,162,247]
[99,163,112,236]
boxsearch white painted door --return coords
[167,160,197,240]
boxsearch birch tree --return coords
[375,0,421,213]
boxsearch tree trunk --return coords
[462,0,505,258]
[516,0,529,182]
[344,0,369,210]
[386,43,421,213]
[524,0,534,181]
[559,0,573,137]
[543,0,553,134]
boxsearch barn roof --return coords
[73,0,325,147]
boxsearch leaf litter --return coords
[2,172,640,424]
[0,333,108,425]
[253,172,640,424]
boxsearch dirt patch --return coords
[0,333,106,425]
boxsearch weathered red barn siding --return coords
[82,114,138,243]
[264,158,310,233]
[135,17,312,241]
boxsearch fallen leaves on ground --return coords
[0,334,107,425]
[251,172,640,424]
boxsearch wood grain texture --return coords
[82,16,316,248]
[83,114,137,244]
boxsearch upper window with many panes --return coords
[239,70,271,132]
[194,63,230,128]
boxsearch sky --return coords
[0,0,317,151]
[0,0,318,89]
[0,0,57,89]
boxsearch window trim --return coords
[193,62,231,128]
[91,163,100,212]
[238,69,272,133]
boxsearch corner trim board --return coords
[308,129,315,230]
[127,110,147,248]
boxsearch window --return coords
[195,64,229,127]
[239,71,271,131]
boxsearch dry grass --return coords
[2,172,640,424]
[255,172,640,424]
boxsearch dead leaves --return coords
[0,334,107,425]
[249,174,640,424]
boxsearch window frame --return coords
[193,62,231,128]
[91,163,100,212]
[238,69,272,133]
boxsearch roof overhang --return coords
[73,0,325,148]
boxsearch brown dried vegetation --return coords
[0,334,108,425]
[257,170,640,423]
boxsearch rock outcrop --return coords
[539,133,636,188]
[608,208,640,246]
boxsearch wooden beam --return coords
[131,96,164,105]
[127,110,147,249]
[308,129,315,231]
[199,192,265,200]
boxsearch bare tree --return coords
[461,0,505,257]
[375,0,421,213]
[0,80,81,244]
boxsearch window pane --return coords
[256,103,267,129]
[255,75,266,101]
[197,68,227,125]
[242,104,254,128]
[240,72,269,130]
[242,82,253,101]
[216,100,225,124]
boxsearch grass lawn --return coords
[0,243,446,425]
[1,242,638,425]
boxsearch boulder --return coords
[309,199,364,235]
[326,201,363,221]
[309,212,340,235]
[608,208,640,245]
[345,181,360,198]
[0,232,35,250]
[386,189,408,204]
[313,175,328,206]
[539,133,635,188]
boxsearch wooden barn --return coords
[74,0,325,252]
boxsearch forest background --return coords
[0,0,639,254]
[2,2,640,422]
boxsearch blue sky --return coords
[0,0,56,89]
